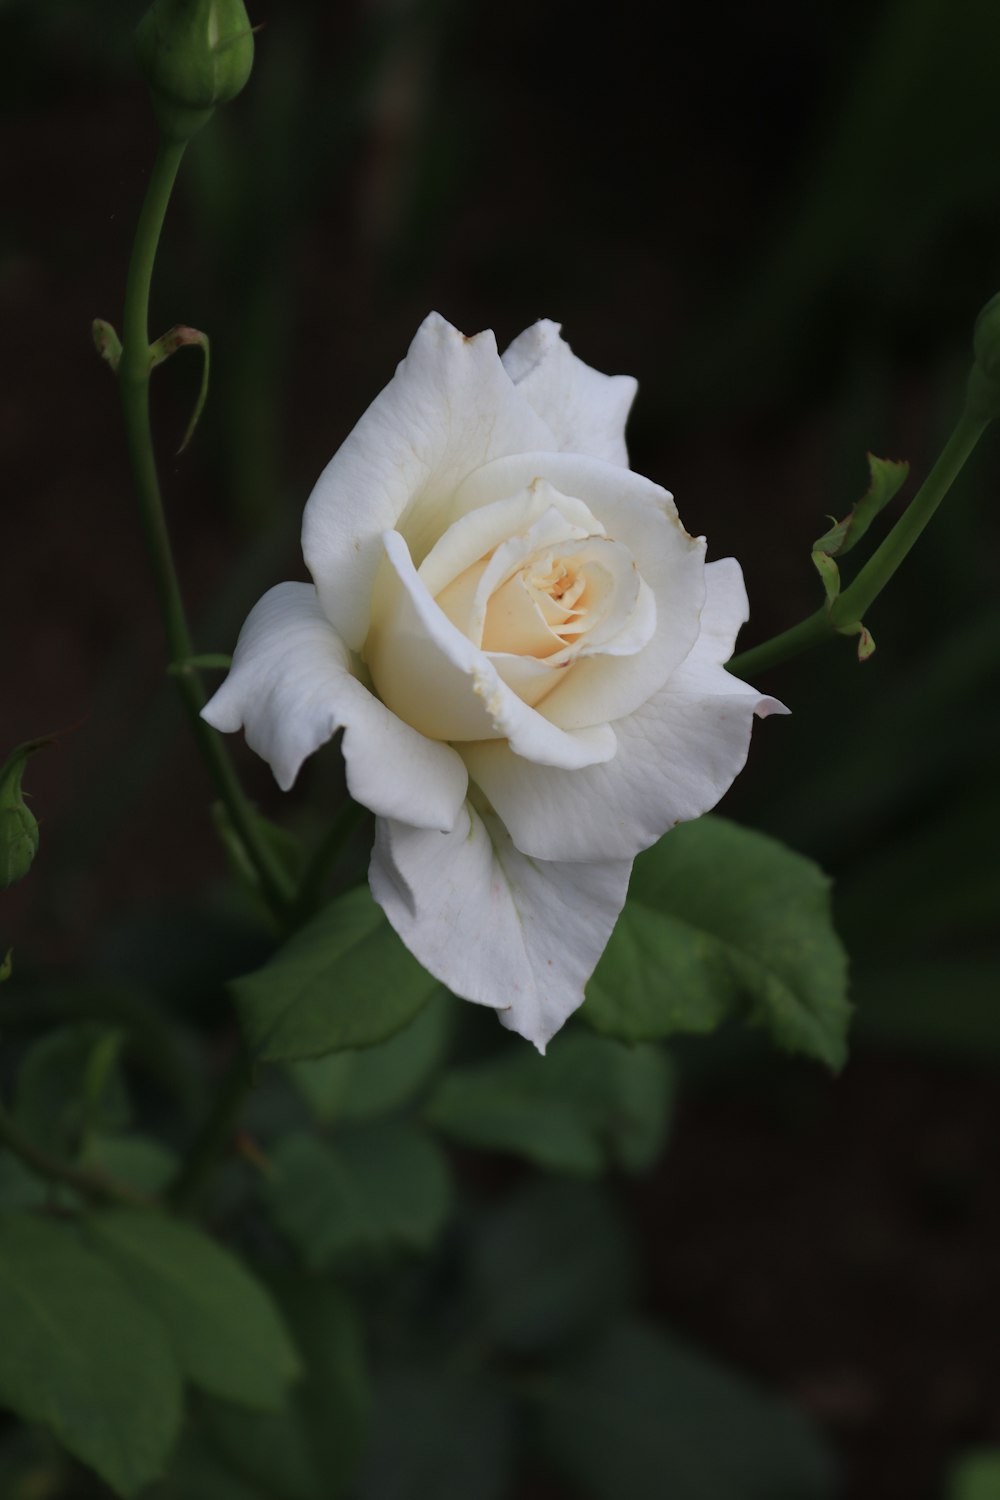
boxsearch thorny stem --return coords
[0,1100,149,1208]
[117,142,294,920]
[728,404,991,680]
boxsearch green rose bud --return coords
[967,290,1000,423]
[135,0,255,143]
[0,740,49,890]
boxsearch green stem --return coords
[0,1100,148,1208]
[729,404,991,679]
[117,142,293,920]
[167,1051,256,1213]
[289,797,369,925]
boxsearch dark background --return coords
[4,1,1000,1496]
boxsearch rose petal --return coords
[419,482,605,602]
[201,582,468,830]
[450,452,706,728]
[502,320,637,467]
[302,313,556,650]
[462,558,789,861]
[366,531,617,768]
[369,803,632,1051]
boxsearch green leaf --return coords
[354,1366,513,1500]
[0,1213,182,1496]
[0,949,11,983]
[469,1178,636,1354]
[82,1135,179,1196]
[585,817,850,1070]
[0,1152,50,1212]
[946,1448,1000,1500]
[0,737,51,890]
[289,990,451,1126]
[813,452,909,559]
[87,1209,300,1408]
[264,1122,451,1269]
[14,1023,130,1158]
[537,1319,835,1500]
[426,1030,672,1177]
[200,1277,369,1500]
[233,885,439,1062]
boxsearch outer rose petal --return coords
[369,804,632,1051]
[201,582,468,831]
[462,558,789,862]
[302,313,556,650]
[502,320,637,467]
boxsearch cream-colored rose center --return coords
[436,546,615,659]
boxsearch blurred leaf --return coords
[233,886,439,1062]
[201,1277,369,1500]
[0,1213,182,1497]
[946,1448,1000,1500]
[813,453,909,559]
[585,818,850,1070]
[0,949,11,983]
[154,1426,265,1500]
[426,1031,672,1177]
[353,1366,513,1500]
[537,1319,836,1500]
[289,990,450,1125]
[469,1178,636,1354]
[87,1209,300,1409]
[265,1122,451,1270]
[0,1151,50,1211]
[14,1023,130,1158]
[83,1135,179,1196]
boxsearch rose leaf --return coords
[232,884,439,1062]
[584,816,850,1070]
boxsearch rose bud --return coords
[135,0,255,142]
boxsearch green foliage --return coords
[947,1448,1000,1500]
[289,989,450,1125]
[233,885,440,1062]
[586,817,850,1069]
[468,1178,636,1354]
[0,739,48,890]
[0,1153,51,1211]
[537,1319,836,1500]
[426,1030,673,1176]
[0,1214,182,1497]
[198,1276,369,1500]
[354,1366,513,1500]
[265,1121,452,1269]
[83,1134,179,1195]
[14,1023,130,1158]
[87,1209,300,1408]
[812,453,910,563]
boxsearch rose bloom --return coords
[204,315,785,1049]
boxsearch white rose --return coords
[203,314,786,1050]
